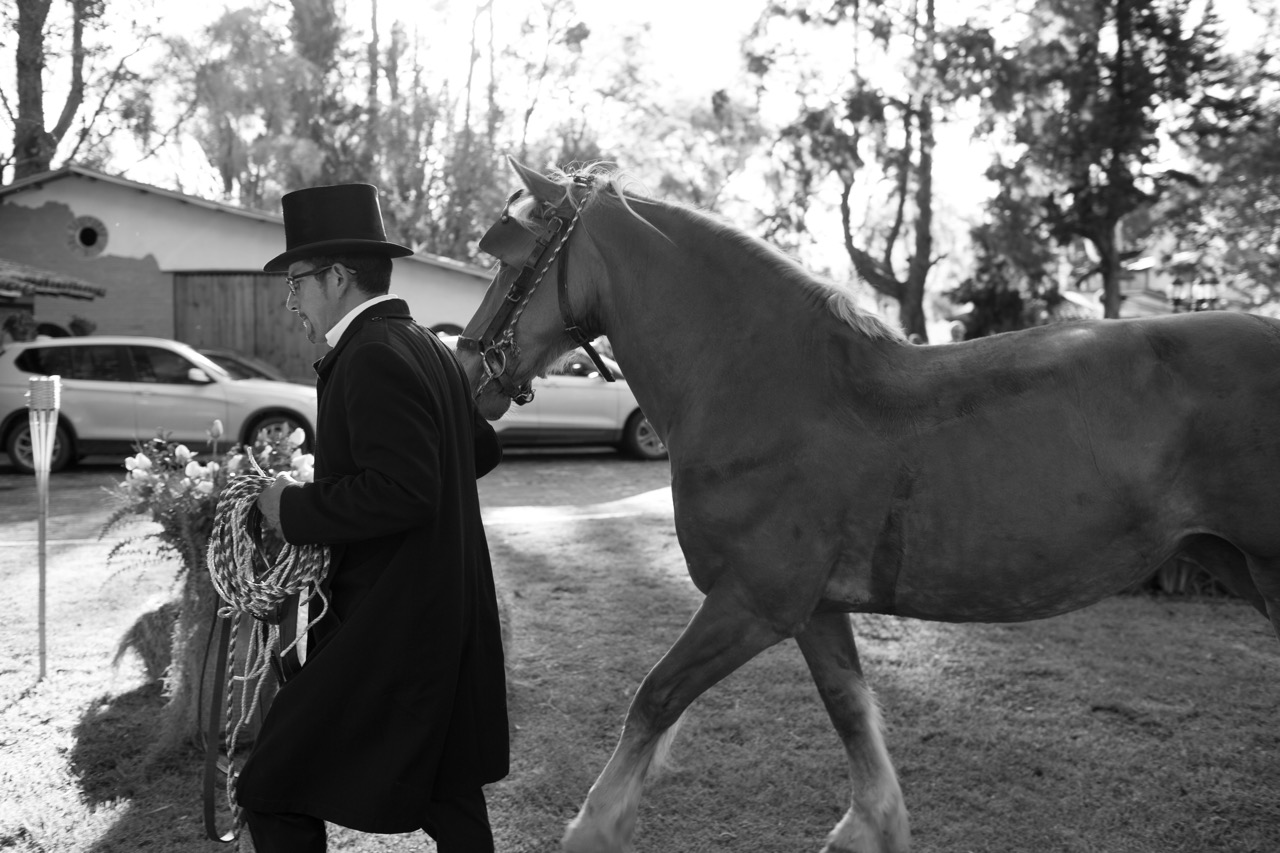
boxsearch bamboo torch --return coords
[27,375,61,682]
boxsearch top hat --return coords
[263,183,413,272]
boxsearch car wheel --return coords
[6,421,74,475]
[620,411,667,461]
[246,413,312,452]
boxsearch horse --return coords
[455,159,1280,853]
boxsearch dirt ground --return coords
[1,451,1278,853]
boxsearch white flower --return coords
[291,453,315,483]
[206,461,220,476]
[208,419,224,440]
[174,445,193,463]
[195,480,215,494]
[288,428,306,449]
[226,454,244,473]
[129,468,150,482]
[184,460,204,479]
[125,453,152,472]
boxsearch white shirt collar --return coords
[325,293,400,347]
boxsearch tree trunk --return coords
[1095,223,1123,319]
[902,89,935,342]
[366,0,380,168]
[13,0,54,180]
[12,0,93,181]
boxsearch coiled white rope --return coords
[206,461,330,833]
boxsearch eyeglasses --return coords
[285,264,337,297]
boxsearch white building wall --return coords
[4,172,494,331]
[392,258,494,330]
[4,173,282,270]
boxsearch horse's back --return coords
[853,312,1280,618]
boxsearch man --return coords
[238,183,508,852]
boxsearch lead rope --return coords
[205,458,331,842]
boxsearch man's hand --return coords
[256,472,301,536]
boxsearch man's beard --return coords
[299,313,319,344]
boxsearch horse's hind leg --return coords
[795,613,909,853]
[562,585,789,853]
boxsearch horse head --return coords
[457,158,613,421]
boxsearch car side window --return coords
[131,346,201,384]
[15,345,127,381]
[14,348,62,375]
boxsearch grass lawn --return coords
[1,474,1277,852]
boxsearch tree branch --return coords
[49,0,92,147]
[1071,263,1102,290]
[883,104,914,268]
[849,244,903,300]
[125,98,201,168]
[65,42,148,163]
[0,85,15,126]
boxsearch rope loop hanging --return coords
[204,460,331,841]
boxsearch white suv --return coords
[440,337,665,461]
[0,336,317,474]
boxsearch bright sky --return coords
[155,0,763,99]
[8,0,1267,332]
[130,0,769,203]
[29,0,1271,191]
[130,0,1268,288]
[131,0,1268,169]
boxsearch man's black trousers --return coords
[240,788,494,853]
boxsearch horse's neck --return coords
[594,206,884,442]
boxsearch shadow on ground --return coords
[69,681,218,853]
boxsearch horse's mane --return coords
[512,164,905,343]
[683,208,906,343]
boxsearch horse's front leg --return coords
[795,612,910,853]
[562,584,788,853]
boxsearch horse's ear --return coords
[508,156,564,205]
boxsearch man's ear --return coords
[331,263,352,296]
[508,156,567,207]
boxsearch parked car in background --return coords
[197,347,291,382]
[0,336,317,474]
[442,337,666,461]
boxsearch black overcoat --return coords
[236,299,508,832]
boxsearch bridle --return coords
[458,179,615,404]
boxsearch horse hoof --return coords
[821,804,911,853]
[562,816,631,853]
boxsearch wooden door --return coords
[173,273,326,384]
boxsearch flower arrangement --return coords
[103,420,314,572]
[103,419,315,752]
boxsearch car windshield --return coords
[198,350,286,381]
[183,350,234,381]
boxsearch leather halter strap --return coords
[557,240,615,381]
[460,184,614,403]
